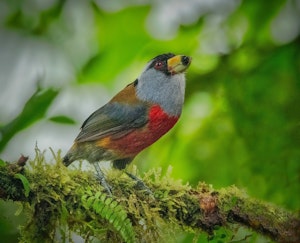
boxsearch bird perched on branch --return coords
[63,53,192,194]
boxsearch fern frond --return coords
[81,191,136,243]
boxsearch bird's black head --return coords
[147,53,176,75]
[147,53,191,76]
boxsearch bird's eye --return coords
[154,61,163,70]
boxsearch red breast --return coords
[96,104,179,157]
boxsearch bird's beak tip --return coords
[167,55,192,75]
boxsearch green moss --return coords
[14,149,194,242]
[2,149,297,242]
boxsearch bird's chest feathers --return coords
[106,105,179,157]
[147,105,179,136]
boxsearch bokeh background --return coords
[0,0,299,242]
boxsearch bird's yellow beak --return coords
[167,55,192,75]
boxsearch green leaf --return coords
[48,115,76,125]
[14,173,31,197]
[0,87,59,152]
[0,159,6,167]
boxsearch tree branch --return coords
[0,152,299,243]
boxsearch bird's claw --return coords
[125,172,154,199]
[93,163,113,196]
[95,173,113,196]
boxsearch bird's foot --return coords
[95,173,113,196]
[93,163,113,196]
[125,172,154,198]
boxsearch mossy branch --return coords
[0,151,299,243]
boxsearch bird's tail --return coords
[62,143,77,166]
[62,154,72,167]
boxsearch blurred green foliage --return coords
[0,87,59,151]
[0,0,299,242]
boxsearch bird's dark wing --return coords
[75,102,149,143]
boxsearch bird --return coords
[63,53,192,194]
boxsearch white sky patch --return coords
[271,0,300,44]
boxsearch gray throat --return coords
[136,70,186,117]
